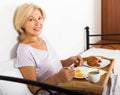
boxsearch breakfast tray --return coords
[58,57,115,95]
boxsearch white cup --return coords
[87,71,100,83]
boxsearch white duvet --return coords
[80,47,120,95]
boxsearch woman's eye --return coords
[29,18,33,21]
[38,17,42,20]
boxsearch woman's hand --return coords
[57,67,75,82]
[69,56,83,67]
[61,56,83,67]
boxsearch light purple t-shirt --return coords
[14,37,63,82]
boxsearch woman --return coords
[13,3,83,94]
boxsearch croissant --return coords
[85,56,101,67]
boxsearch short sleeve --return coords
[14,44,36,68]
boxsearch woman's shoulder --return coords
[17,43,30,52]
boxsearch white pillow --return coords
[0,59,33,95]
[0,59,18,72]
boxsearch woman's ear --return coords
[21,26,25,31]
[21,25,25,29]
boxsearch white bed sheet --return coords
[80,47,120,95]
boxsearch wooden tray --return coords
[58,57,115,95]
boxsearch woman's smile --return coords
[33,26,41,32]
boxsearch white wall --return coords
[0,0,101,61]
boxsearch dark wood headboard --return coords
[85,26,120,50]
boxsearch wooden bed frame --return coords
[85,26,120,50]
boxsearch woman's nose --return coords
[34,19,39,25]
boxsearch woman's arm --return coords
[19,66,75,94]
[44,67,75,84]
[61,56,83,67]
[19,66,40,94]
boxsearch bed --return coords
[0,26,120,95]
[80,26,120,95]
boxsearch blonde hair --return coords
[13,3,46,41]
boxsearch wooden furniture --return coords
[102,0,120,41]
[85,0,120,50]
[58,57,115,95]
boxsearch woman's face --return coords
[23,9,44,37]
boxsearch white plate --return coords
[74,66,107,79]
[74,66,97,79]
[84,58,110,68]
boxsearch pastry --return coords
[85,56,101,67]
